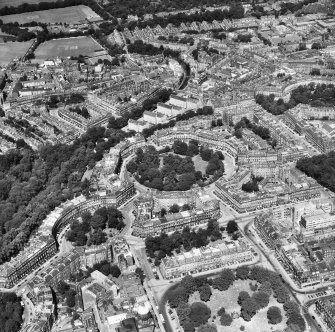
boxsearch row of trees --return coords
[66,207,124,246]
[0,20,35,42]
[123,3,244,30]
[142,106,214,138]
[233,116,274,147]
[256,83,335,116]
[145,219,224,264]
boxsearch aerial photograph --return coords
[0,0,335,331]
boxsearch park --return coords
[166,266,306,332]
[127,140,226,191]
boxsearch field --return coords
[33,36,104,62]
[189,280,287,332]
[1,5,102,24]
[0,41,33,66]
[0,0,55,9]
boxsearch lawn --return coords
[0,41,33,66]
[192,155,208,175]
[189,280,287,332]
[1,5,102,24]
[33,36,104,62]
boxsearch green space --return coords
[1,5,100,25]
[297,151,335,193]
[145,219,238,266]
[0,292,23,332]
[0,41,33,66]
[127,140,224,191]
[34,36,103,62]
[189,281,287,332]
[66,206,124,246]
[167,266,306,332]
[256,83,335,116]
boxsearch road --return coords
[243,219,323,332]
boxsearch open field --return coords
[1,5,102,24]
[33,36,104,62]
[189,280,287,332]
[0,41,33,66]
[0,0,56,9]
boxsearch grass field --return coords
[0,41,33,66]
[189,280,287,332]
[1,5,101,24]
[0,0,56,9]
[33,36,104,62]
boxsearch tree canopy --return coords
[0,293,23,332]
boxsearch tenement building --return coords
[0,235,57,288]
[160,238,254,279]
[132,199,220,237]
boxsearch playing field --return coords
[0,41,33,66]
[0,0,55,9]
[33,36,104,62]
[1,5,102,24]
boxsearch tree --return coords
[267,306,282,325]
[226,220,238,234]
[168,286,189,308]
[65,289,76,307]
[198,324,217,332]
[180,275,198,295]
[238,291,250,306]
[252,291,270,309]
[169,204,180,213]
[135,267,145,282]
[200,148,212,161]
[311,42,322,49]
[110,264,121,278]
[236,265,249,280]
[0,293,23,332]
[220,313,233,326]
[178,172,196,191]
[181,204,191,211]
[89,229,107,245]
[259,281,272,296]
[90,214,106,230]
[240,298,258,321]
[57,281,70,295]
[187,142,199,156]
[310,68,320,76]
[274,286,290,304]
[173,140,188,155]
[212,269,235,291]
[217,307,226,316]
[176,301,191,325]
[199,284,212,302]
[189,302,211,327]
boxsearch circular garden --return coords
[126,139,225,191]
